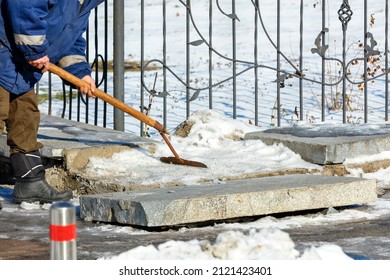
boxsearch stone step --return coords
[0,114,154,158]
[0,114,156,185]
[245,123,390,165]
[80,174,377,227]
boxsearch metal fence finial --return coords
[338,0,353,31]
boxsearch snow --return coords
[2,0,390,264]
[84,109,318,186]
[103,228,351,260]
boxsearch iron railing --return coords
[37,0,390,135]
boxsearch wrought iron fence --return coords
[38,0,390,135]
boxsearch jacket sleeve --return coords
[6,0,49,61]
[57,34,92,80]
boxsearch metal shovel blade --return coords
[160,157,208,168]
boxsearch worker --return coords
[0,0,105,203]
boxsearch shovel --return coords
[48,62,207,168]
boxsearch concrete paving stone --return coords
[245,123,390,164]
[79,174,377,227]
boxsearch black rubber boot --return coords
[10,151,72,204]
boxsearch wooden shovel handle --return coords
[48,63,169,135]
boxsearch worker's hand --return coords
[79,75,96,98]
[28,55,50,73]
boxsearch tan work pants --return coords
[0,86,43,154]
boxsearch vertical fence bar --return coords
[340,0,352,124]
[94,6,99,126]
[85,16,90,124]
[60,83,65,118]
[77,89,81,122]
[85,92,89,124]
[364,0,368,123]
[276,0,281,126]
[163,0,168,127]
[254,0,259,126]
[386,0,389,121]
[186,0,191,118]
[83,27,89,123]
[48,73,52,115]
[113,0,125,131]
[69,88,73,121]
[162,1,167,126]
[299,0,304,121]
[140,0,145,136]
[103,0,108,128]
[321,0,326,122]
[209,0,213,109]
[232,0,237,119]
[342,24,347,124]
[84,27,89,124]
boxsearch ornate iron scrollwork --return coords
[338,0,353,31]
[311,1,384,87]
[142,0,386,111]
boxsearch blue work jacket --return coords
[0,0,105,94]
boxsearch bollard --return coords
[50,201,77,260]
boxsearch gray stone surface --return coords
[245,123,390,164]
[0,114,158,180]
[80,174,377,227]
[0,114,154,158]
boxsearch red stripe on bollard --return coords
[50,202,77,259]
[50,224,77,242]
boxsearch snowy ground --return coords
[83,109,319,186]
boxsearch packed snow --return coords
[102,228,353,260]
[83,109,319,186]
